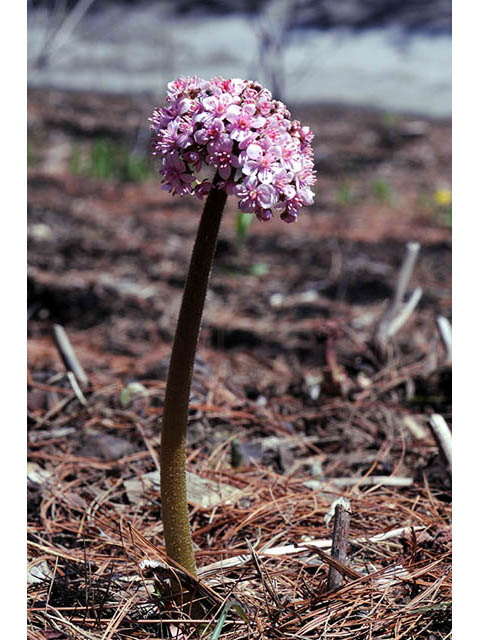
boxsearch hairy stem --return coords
[161,173,227,575]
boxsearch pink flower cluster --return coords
[150,76,316,223]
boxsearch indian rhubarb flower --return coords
[150,75,316,223]
[150,77,316,582]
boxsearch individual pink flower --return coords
[161,152,195,196]
[193,117,224,145]
[296,161,317,189]
[217,179,238,195]
[216,77,245,96]
[256,89,274,115]
[242,87,260,101]
[272,167,294,195]
[225,103,266,143]
[241,142,282,184]
[299,125,315,149]
[298,186,315,206]
[236,176,277,213]
[166,76,189,97]
[278,139,302,173]
[193,180,212,199]
[281,210,298,223]
[206,134,240,180]
[155,119,192,155]
[183,150,203,172]
[195,94,234,125]
[280,190,306,222]
[256,208,273,221]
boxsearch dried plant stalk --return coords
[429,413,452,474]
[327,499,351,591]
[52,323,89,387]
[436,315,452,364]
[374,241,422,354]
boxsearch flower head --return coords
[150,76,316,222]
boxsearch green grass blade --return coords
[209,599,249,640]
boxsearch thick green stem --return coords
[160,173,227,575]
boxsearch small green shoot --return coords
[70,139,155,182]
[126,153,155,182]
[232,213,268,277]
[335,183,357,207]
[152,580,167,609]
[27,145,38,168]
[70,143,83,175]
[440,208,452,228]
[207,599,249,640]
[90,139,115,179]
[119,382,148,408]
[248,262,269,276]
[372,179,393,204]
[235,212,254,248]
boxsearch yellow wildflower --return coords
[434,189,452,207]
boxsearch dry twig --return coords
[428,413,452,473]
[53,323,89,387]
[374,242,422,355]
[327,498,352,591]
[436,315,452,364]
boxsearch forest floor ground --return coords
[27,88,451,639]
